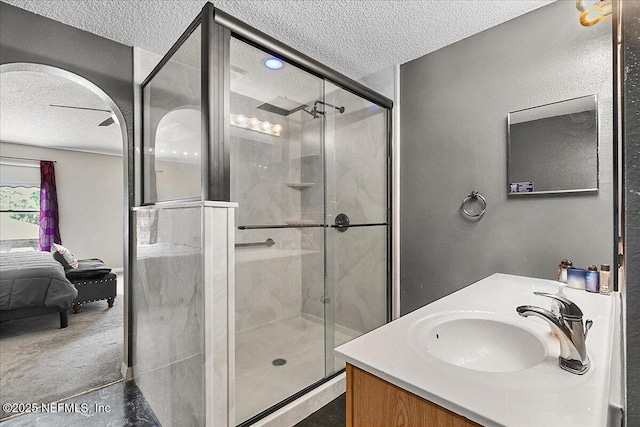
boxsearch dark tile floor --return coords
[0,380,160,427]
[295,394,346,427]
[0,381,344,427]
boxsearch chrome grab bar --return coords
[235,238,275,248]
[238,224,324,230]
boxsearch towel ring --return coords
[462,191,487,218]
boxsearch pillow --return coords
[51,243,78,269]
[65,259,112,280]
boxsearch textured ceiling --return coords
[3,0,555,80]
[1,0,555,155]
[0,71,123,155]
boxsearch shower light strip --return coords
[231,113,282,137]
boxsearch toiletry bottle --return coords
[600,264,611,295]
[567,267,586,290]
[558,259,572,283]
[557,259,568,282]
[585,265,599,293]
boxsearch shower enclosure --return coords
[135,4,392,426]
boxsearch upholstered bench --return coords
[51,248,117,314]
[71,272,117,314]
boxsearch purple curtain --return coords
[39,161,61,251]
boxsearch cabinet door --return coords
[346,364,480,427]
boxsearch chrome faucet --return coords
[516,292,593,375]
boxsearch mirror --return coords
[507,95,598,195]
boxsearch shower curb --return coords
[250,373,345,427]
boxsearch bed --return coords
[0,251,78,328]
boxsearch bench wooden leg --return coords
[60,310,68,328]
[107,297,115,308]
[73,304,82,314]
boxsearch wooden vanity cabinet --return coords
[346,364,481,427]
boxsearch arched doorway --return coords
[0,63,129,419]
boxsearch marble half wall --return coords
[132,206,204,427]
[132,202,236,427]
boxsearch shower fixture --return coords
[257,97,345,119]
[257,97,309,116]
[304,101,346,118]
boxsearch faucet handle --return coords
[533,292,584,319]
[584,319,593,340]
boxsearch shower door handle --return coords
[333,213,350,232]
[331,213,388,232]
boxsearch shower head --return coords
[257,102,308,116]
[257,96,308,116]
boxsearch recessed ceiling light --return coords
[264,58,284,70]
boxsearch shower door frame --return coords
[140,3,394,425]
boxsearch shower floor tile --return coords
[235,315,355,425]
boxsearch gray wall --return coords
[0,2,133,149]
[623,0,640,423]
[400,1,613,314]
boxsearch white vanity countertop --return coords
[335,273,616,427]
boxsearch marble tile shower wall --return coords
[232,91,321,332]
[231,91,307,227]
[231,88,387,336]
[300,229,387,336]
[133,207,205,426]
[327,226,387,335]
[235,228,305,332]
[302,90,388,335]
[326,93,388,225]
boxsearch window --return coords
[0,162,40,252]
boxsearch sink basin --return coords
[335,275,614,427]
[411,315,547,373]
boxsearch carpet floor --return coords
[0,294,123,420]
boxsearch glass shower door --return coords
[323,81,389,374]
[229,37,327,425]
[229,36,390,425]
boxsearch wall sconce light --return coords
[576,0,612,27]
[230,113,282,137]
